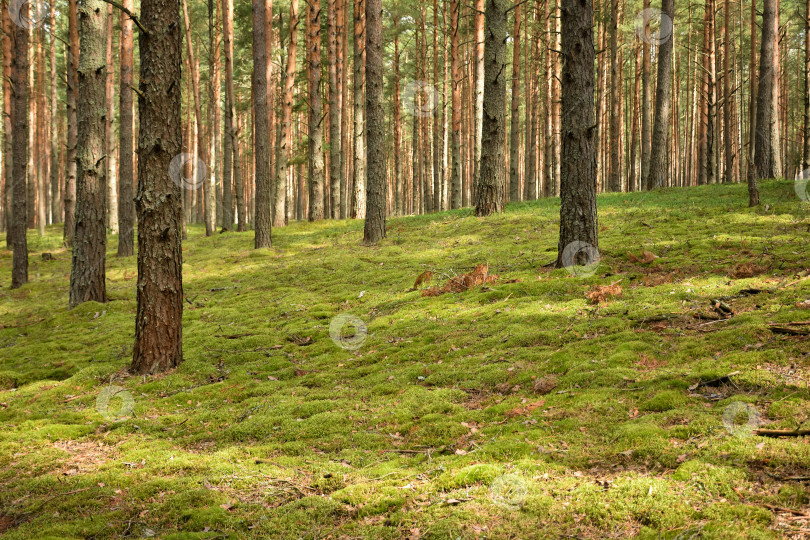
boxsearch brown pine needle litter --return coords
[586,281,623,305]
[421,264,499,297]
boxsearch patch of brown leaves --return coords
[626,249,658,264]
[422,264,498,297]
[730,262,769,279]
[586,282,623,304]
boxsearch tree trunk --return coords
[472,0,485,200]
[131,0,184,374]
[49,1,59,224]
[351,0,365,219]
[307,0,325,221]
[804,0,810,171]
[641,0,652,188]
[393,17,402,215]
[105,4,118,234]
[117,0,135,256]
[647,0,674,190]
[2,3,13,247]
[10,3,28,288]
[450,0,461,209]
[608,0,622,192]
[328,0,341,219]
[277,0,298,227]
[69,0,108,307]
[508,2,521,202]
[556,0,598,266]
[363,0,385,243]
[252,0,272,247]
[432,0,441,211]
[752,0,776,203]
[208,0,221,230]
[221,0,235,230]
[474,0,508,216]
[769,0,782,178]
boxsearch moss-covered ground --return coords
[1,180,810,538]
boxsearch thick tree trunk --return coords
[252,0,272,247]
[307,0,325,221]
[363,0,385,243]
[221,0,235,230]
[105,4,118,234]
[351,0,365,219]
[131,0,184,374]
[752,0,776,204]
[10,4,28,288]
[450,0,461,209]
[277,0,298,227]
[117,0,135,256]
[508,3,521,202]
[556,0,598,266]
[474,0,508,216]
[69,0,108,307]
[647,0,674,190]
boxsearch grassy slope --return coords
[0,181,809,539]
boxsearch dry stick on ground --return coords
[755,428,810,438]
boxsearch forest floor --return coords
[1,180,810,538]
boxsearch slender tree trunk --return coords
[804,0,810,171]
[647,0,675,190]
[770,0,782,178]
[132,0,183,374]
[36,27,45,235]
[253,0,272,246]
[472,0,485,200]
[475,0,508,216]
[450,0,462,208]
[2,3,13,247]
[508,2,521,202]
[723,0,733,183]
[608,0,622,192]
[221,0,236,230]
[105,4,118,234]
[10,2,28,288]
[641,0,652,187]
[363,0,385,242]
[393,17,402,215]
[628,40,641,191]
[208,0,221,230]
[278,0,298,227]
[118,0,135,256]
[432,0,441,211]
[556,0,598,265]
[351,0,366,218]
[328,0,342,219]
[308,0,325,221]
[49,1,59,224]
[69,0,108,306]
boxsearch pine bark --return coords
[363,0,385,243]
[450,0,462,208]
[640,0,651,188]
[49,2,59,224]
[208,0,221,229]
[278,0,298,227]
[752,0,777,203]
[221,0,235,230]
[508,3,521,202]
[804,0,810,170]
[328,0,341,219]
[556,0,599,265]
[472,0,485,198]
[252,0,272,247]
[351,0,366,218]
[474,0,508,216]
[2,3,13,246]
[10,2,28,288]
[105,4,118,234]
[117,0,135,256]
[131,0,184,374]
[307,0,325,221]
[647,0,674,190]
[69,0,108,307]
[608,0,622,192]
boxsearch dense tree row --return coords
[0,0,802,372]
